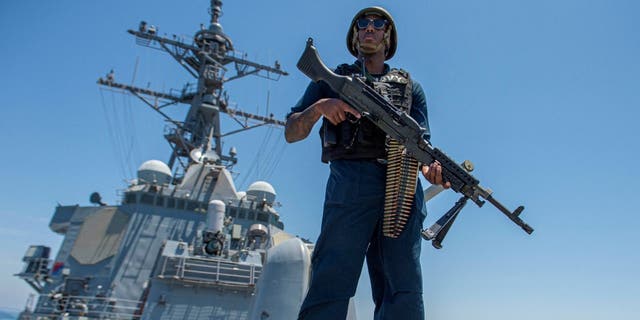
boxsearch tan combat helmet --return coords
[346,6,398,60]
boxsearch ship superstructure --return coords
[13,1,359,319]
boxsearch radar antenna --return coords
[97,0,288,180]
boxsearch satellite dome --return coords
[246,181,276,204]
[209,22,224,34]
[248,224,268,237]
[137,160,172,185]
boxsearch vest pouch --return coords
[356,119,386,147]
[340,121,357,149]
[322,119,338,147]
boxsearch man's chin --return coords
[358,43,382,55]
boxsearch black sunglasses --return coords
[356,18,387,30]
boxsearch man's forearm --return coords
[285,105,322,143]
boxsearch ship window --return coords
[177,199,185,209]
[155,196,164,207]
[257,212,268,222]
[125,193,137,204]
[227,207,237,218]
[237,210,246,219]
[167,198,175,208]
[140,193,154,205]
[247,211,256,220]
[186,201,199,211]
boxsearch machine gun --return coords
[296,38,534,248]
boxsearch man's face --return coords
[357,14,387,49]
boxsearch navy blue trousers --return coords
[299,159,426,320]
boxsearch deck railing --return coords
[29,294,144,319]
[157,255,261,289]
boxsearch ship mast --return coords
[98,0,287,180]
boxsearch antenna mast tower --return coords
[98,0,288,180]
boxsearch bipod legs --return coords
[421,196,469,249]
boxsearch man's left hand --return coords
[421,161,451,189]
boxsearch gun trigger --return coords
[345,112,360,123]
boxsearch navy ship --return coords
[14,1,358,319]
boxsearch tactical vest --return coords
[320,63,413,163]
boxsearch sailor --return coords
[106,69,115,83]
[285,6,450,320]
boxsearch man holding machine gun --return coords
[285,6,449,320]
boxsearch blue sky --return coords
[1,0,639,319]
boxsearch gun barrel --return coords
[485,196,533,234]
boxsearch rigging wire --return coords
[237,125,287,189]
[122,92,141,172]
[238,124,273,188]
[256,126,275,177]
[258,127,281,179]
[99,87,142,181]
[111,89,134,179]
[256,76,288,182]
[99,88,129,180]
[262,128,287,181]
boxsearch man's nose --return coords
[365,23,375,32]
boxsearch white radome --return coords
[247,181,276,204]
[137,160,172,184]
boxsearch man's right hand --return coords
[313,98,361,125]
